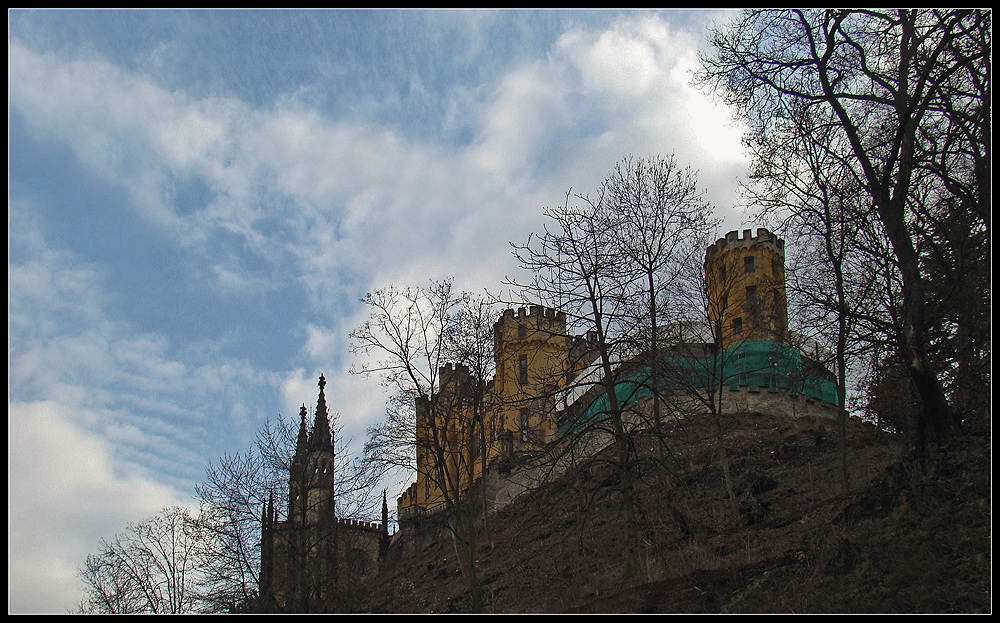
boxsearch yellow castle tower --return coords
[491,305,570,453]
[704,228,788,349]
[398,305,579,519]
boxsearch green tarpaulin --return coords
[560,341,839,435]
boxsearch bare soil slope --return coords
[361,411,990,613]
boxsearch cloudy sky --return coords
[8,9,750,613]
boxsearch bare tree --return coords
[76,506,204,614]
[669,242,786,520]
[508,193,646,579]
[351,278,495,613]
[192,417,291,612]
[742,99,883,493]
[446,295,502,549]
[697,9,990,446]
[599,154,717,510]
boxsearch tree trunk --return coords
[448,511,481,613]
[881,205,958,446]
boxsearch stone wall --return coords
[476,385,835,514]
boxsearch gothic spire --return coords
[296,404,309,454]
[311,374,333,452]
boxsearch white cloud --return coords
[280,368,320,419]
[11,15,742,315]
[304,323,344,363]
[8,400,186,613]
[472,63,571,182]
[544,14,749,221]
[7,210,285,612]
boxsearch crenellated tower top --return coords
[494,305,567,334]
[494,305,567,357]
[438,361,474,391]
[705,227,785,264]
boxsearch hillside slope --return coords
[359,411,990,613]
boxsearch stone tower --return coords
[260,375,389,612]
[492,305,569,452]
[704,228,788,349]
[289,374,335,525]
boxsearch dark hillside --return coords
[359,411,990,613]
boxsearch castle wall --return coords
[408,362,484,512]
[400,306,577,519]
[492,305,570,452]
[401,384,835,525]
[480,385,834,515]
[264,517,386,611]
[260,376,389,613]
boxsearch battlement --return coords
[336,517,384,532]
[569,331,599,348]
[440,362,470,374]
[496,305,566,328]
[494,305,568,354]
[705,227,785,262]
[439,361,472,384]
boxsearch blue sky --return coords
[8,9,750,613]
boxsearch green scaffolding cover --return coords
[560,341,839,435]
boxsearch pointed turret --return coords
[296,404,309,454]
[379,489,391,559]
[382,489,389,531]
[311,374,333,452]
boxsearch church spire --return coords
[311,374,333,452]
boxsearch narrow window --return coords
[520,410,529,442]
[748,286,762,327]
[733,317,743,335]
[518,324,527,339]
[772,258,780,277]
[519,354,528,384]
[744,256,755,273]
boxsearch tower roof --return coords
[310,374,333,452]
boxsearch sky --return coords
[8,9,751,613]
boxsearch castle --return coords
[258,374,390,612]
[397,228,837,521]
[257,228,838,610]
